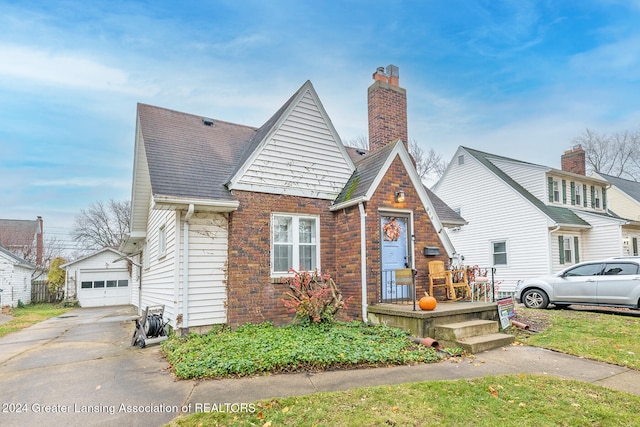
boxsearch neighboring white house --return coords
[61,248,131,307]
[0,245,34,308]
[592,172,640,256]
[432,145,630,293]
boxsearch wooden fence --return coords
[31,280,64,304]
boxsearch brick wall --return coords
[334,155,448,317]
[227,156,448,326]
[227,191,337,328]
[368,80,408,152]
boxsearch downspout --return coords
[358,202,368,322]
[548,225,560,274]
[183,204,195,329]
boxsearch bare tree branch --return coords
[573,128,640,180]
[72,199,131,251]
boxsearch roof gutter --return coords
[153,195,239,211]
[330,196,368,212]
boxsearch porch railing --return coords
[379,268,417,309]
[378,266,500,305]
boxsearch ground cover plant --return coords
[0,303,72,338]
[162,321,450,379]
[166,374,640,426]
[511,306,640,370]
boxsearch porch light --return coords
[395,191,405,203]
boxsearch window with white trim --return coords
[552,180,560,202]
[574,183,581,206]
[272,214,320,274]
[492,241,507,265]
[158,225,166,258]
[563,237,573,264]
[594,188,601,209]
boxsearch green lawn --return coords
[161,321,454,379]
[166,374,640,427]
[164,306,640,426]
[511,307,640,370]
[0,303,72,338]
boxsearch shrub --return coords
[281,270,351,324]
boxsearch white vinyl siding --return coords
[489,158,548,201]
[183,212,228,327]
[235,91,353,199]
[434,148,551,292]
[0,259,33,308]
[574,211,624,261]
[140,209,177,324]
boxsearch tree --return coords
[343,135,447,183]
[47,257,67,294]
[572,128,640,180]
[72,199,131,251]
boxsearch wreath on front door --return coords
[383,218,401,241]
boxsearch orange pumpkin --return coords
[419,294,437,311]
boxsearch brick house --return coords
[121,65,463,333]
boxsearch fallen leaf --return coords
[488,386,499,398]
[95,385,101,390]
[392,406,398,412]
[282,407,290,413]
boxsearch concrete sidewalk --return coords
[0,305,639,427]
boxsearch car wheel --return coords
[522,289,549,309]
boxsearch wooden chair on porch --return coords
[428,261,471,301]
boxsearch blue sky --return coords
[1,0,640,253]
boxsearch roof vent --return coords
[202,118,215,127]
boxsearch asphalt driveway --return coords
[0,306,189,427]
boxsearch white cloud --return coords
[0,43,154,95]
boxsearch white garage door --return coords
[78,270,131,307]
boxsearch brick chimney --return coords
[561,145,586,175]
[36,216,43,266]
[368,65,408,151]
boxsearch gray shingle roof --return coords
[138,103,257,201]
[463,147,591,227]
[597,173,640,203]
[0,245,34,268]
[339,145,466,226]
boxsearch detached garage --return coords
[62,248,131,307]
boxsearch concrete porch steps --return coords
[435,319,514,353]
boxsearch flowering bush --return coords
[281,270,351,325]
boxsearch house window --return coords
[158,225,166,258]
[553,180,560,203]
[574,183,581,206]
[558,235,580,264]
[492,241,507,265]
[634,237,639,256]
[458,155,464,165]
[272,214,320,274]
[594,188,601,209]
[563,237,573,264]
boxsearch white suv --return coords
[514,258,640,309]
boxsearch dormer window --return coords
[594,188,601,209]
[553,180,560,203]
